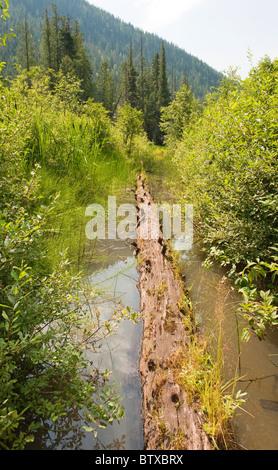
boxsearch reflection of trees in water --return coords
[97,435,126,451]
[26,407,87,450]
[25,370,126,450]
[26,257,142,450]
[27,407,127,450]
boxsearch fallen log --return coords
[135,174,213,451]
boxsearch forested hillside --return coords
[0,0,223,100]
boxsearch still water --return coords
[28,239,144,450]
[28,202,278,449]
[84,237,278,450]
[83,252,144,450]
[180,243,278,450]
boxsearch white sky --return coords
[86,0,278,78]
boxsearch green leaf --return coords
[83,426,94,433]
[2,311,9,321]
[11,270,19,281]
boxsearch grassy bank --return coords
[0,66,159,449]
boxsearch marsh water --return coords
[82,236,278,451]
[81,176,278,451]
[179,244,278,450]
[82,243,143,450]
[30,180,278,450]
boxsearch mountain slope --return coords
[1,0,223,99]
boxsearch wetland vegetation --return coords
[1,0,277,450]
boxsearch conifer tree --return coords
[137,32,146,114]
[152,52,160,99]
[40,8,53,70]
[40,6,93,99]
[96,61,115,114]
[16,18,36,72]
[72,20,94,100]
[51,3,61,72]
[144,52,161,143]
[121,40,138,108]
[158,41,171,108]
[60,16,75,61]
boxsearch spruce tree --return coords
[158,41,171,108]
[121,40,138,108]
[152,52,160,99]
[96,61,115,114]
[72,20,94,100]
[144,52,161,143]
[40,4,61,72]
[51,4,61,72]
[40,6,93,100]
[60,16,76,61]
[16,18,36,72]
[40,8,53,70]
[137,33,146,114]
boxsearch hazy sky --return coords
[87,0,278,78]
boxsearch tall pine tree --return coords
[121,40,138,108]
[40,5,93,99]
[137,32,146,114]
[40,8,53,70]
[144,52,161,143]
[144,44,171,144]
[16,18,36,72]
[96,61,115,114]
[51,4,61,72]
[158,41,171,108]
[72,20,94,100]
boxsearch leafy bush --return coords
[170,57,278,338]
[160,83,200,147]
[116,103,144,155]
[236,256,278,341]
[0,65,142,449]
[0,159,136,449]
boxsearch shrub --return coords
[171,57,278,338]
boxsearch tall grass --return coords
[7,68,158,271]
[175,276,246,450]
[176,323,244,449]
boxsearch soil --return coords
[135,174,213,451]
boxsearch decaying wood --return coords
[135,174,212,451]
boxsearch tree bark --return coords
[135,174,213,451]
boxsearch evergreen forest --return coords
[0,0,277,452]
[0,0,223,100]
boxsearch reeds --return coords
[177,276,245,450]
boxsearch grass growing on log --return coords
[141,170,245,450]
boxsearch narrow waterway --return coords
[82,245,144,450]
[28,177,278,450]
[179,243,278,450]
[28,238,144,450]
[85,175,278,451]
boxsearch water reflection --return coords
[180,243,278,450]
[29,249,144,450]
[83,256,144,450]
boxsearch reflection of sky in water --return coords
[181,243,278,451]
[84,257,144,451]
[87,257,141,380]
[28,256,144,450]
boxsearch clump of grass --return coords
[172,277,246,450]
[176,336,244,449]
